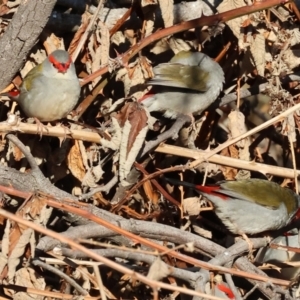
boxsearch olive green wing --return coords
[20,64,43,93]
[218,179,297,212]
[149,63,210,92]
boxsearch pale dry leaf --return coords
[29,229,36,258]
[38,204,53,227]
[44,33,64,54]
[22,196,51,225]
[168,37,192,54]
[282,114,297,143]
[192,225,212,238]
[66,141,86,182]
[20,49,46,78]
[174,0,215,22]
[271,55,289,77]
[7,228,34,282]
[108,97,127,113]
[217,0,248,40]
[150,38,172,54]
[282,49,300,70]
[250,32,266,76]
[228,110,248,148]
[128,56,153,85]
[120,122,148,185]
[274,6,291,21]
[142,0,159,6]
[196,162,222,178]
[141,0,157,37]
[183,197,201,216]
[184,242,195,252]
[91,21,110,86]
[287,27,300,46]
[147,257,171,281]
[96,21,110,65]
[82,164,104,188]
[100,117,122,151]
[228,110,250,179]
[128,62,152,98]
[145,18,155,37]
[13,267,45,300]
[158,0,173,27]
[111,31,126,46]
[74,267,91,291]
[0,219,10,274]
[72,186,82,197]
[0,253,8,278]
[87,35,95,76]
[99,97,114,116]
[69,13,89,57]
[266,29,278,43]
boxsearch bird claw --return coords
[34,118,49,139]
[242,233,254,260]
[57,122,71,143]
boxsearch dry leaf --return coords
[217,0,248,41]
[68,13,89,56]
[12,268,45,300]
[158,0,173,28]
[250,32,266,76]
[67,140,86,181]
[147,257,171,281]
[183,197,201,216]
[119,104,149,184]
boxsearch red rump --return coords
[195,185,229,200]
[7,89,20,97]
[138,92,155,103]
[48,54,71,73]
[293,208,300,220]
[216,283,235,299]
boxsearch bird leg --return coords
[187,113,196,131]
[241,233,254,260]
[56,121,72,143]
[34,118,49,139]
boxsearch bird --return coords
[6,49,80,122]
[166,178,300,235]
[140,51,224,119]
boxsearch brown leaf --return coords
[68,13,89,57]
[126,103,148,155]
[66,140,86,181]
[220,147,238,180]
[0,0,10,17]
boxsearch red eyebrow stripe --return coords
[48,54,56,64]
[48,55,72,73]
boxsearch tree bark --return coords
[0,0,57,91]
